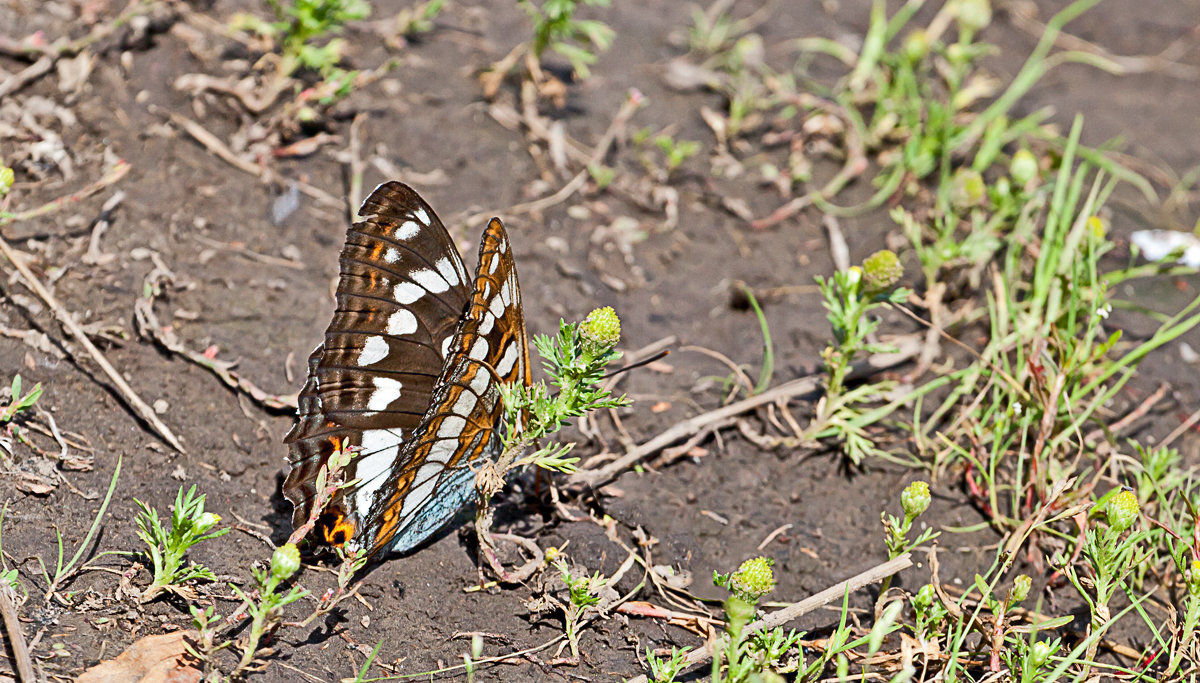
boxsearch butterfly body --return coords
[283,182,530,557]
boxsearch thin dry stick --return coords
[157,107,342,209]
[457,92,642,229]
[346,113,367,223]
[625,554,914,683]
[0,233,185,452]
[0,585,35,683]
[571,335,921,487]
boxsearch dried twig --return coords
[456,91,643,230]
[346,113,367,223]
[624,554,914,683]
[0,231,185,452]
[156,107,342,208]
[571,335,921,487]
[0,161,131,227]
[0,583,36,683]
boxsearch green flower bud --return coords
[730,557,776,600]
[901,481,931,519]
[271,543,301,580]
[913,583,937,610]
[194,512,221,535]
[949,168,986,210]
[1105,489,1140,533]
[0,166,13,196]
[1187,559,1200,598]
[902,29,930,63]
[863,250,903,292]
[724,595,757,624]
[951,0,992,33]
[1030,640,1055,667]
[580,306,621,355]
[1010,149,1038,186]
[1009,574,1031,604]
[1087,215,1107,240]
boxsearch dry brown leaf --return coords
[77,631,201,683]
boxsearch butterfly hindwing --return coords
[283,183,531,558]
[349,218,533,555]
[283,182,472,545]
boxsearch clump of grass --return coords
[134,485,229,602]
[1,374,42,427]
[235,0,370,78]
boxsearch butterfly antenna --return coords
[602,349,670,381]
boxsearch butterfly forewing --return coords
[283,182,531,558]
[348,217,532,555]
[283,182,473,546]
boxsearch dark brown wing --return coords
[343,217,532,556]
[282,182,472,545]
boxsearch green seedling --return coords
[520,0,614,80]
[553,557,607,660]
[646,645,691,683]
[2,375,42,424]
[394,0,443,38]
[239,0,371,77]
[135,485,230,602]
[39,456,122,601]
[710,558,804,681]
[226,543,310,675]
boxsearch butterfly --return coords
[282,181,531,558]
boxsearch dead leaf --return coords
[77,631,201,683]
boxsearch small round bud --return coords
[1187,559,1200,597]
[1087,215,1107,239]
[863,250,903,292]
[902,30,930,63]
[0,166,13,196]
[845,266,863,288]
[949,168,986,210]
[901,481,931,519]
[580,306,621,355]
[194,512,221,535]
[730,557,776,600]
[913,583,937,610]
[1030,640,1055,667]
[1105,489,1140,533]
[1010,149,1038,186]
[271,543,301,580]
[951,0,992,33]
[1009,574,1031,604]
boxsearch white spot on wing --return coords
[440,335,454,359]
[357,335,389,366]
[437,415,467,440]
[394,221,420,240]
[495,342,519,376]
[499,279,512,306]
[413,208,430,226]
[393,281,424,304]
[386,309,418,336]
[352,429,405,515]
[452,389,477,417]
[469,337,489,360]
[478,312,494,335]
[383,248,401,264]
[489,292,505,319]
[469,368,489,397]
[436,257,460,286]
[411,268,450,294]
[487,254,499,275]
[367,377,404,412]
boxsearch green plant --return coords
[520,0,614,79]
[646,645,691,683]
[711,558,803,681]
[134,485,230,602]
[553,557,607,660]
[1,374,42,424]
[39,456,122,601]
[394,0,443,38]
[654,134,702,176]
[267,0,369,76]
[498,307,630,471]
[807,250,917,465]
